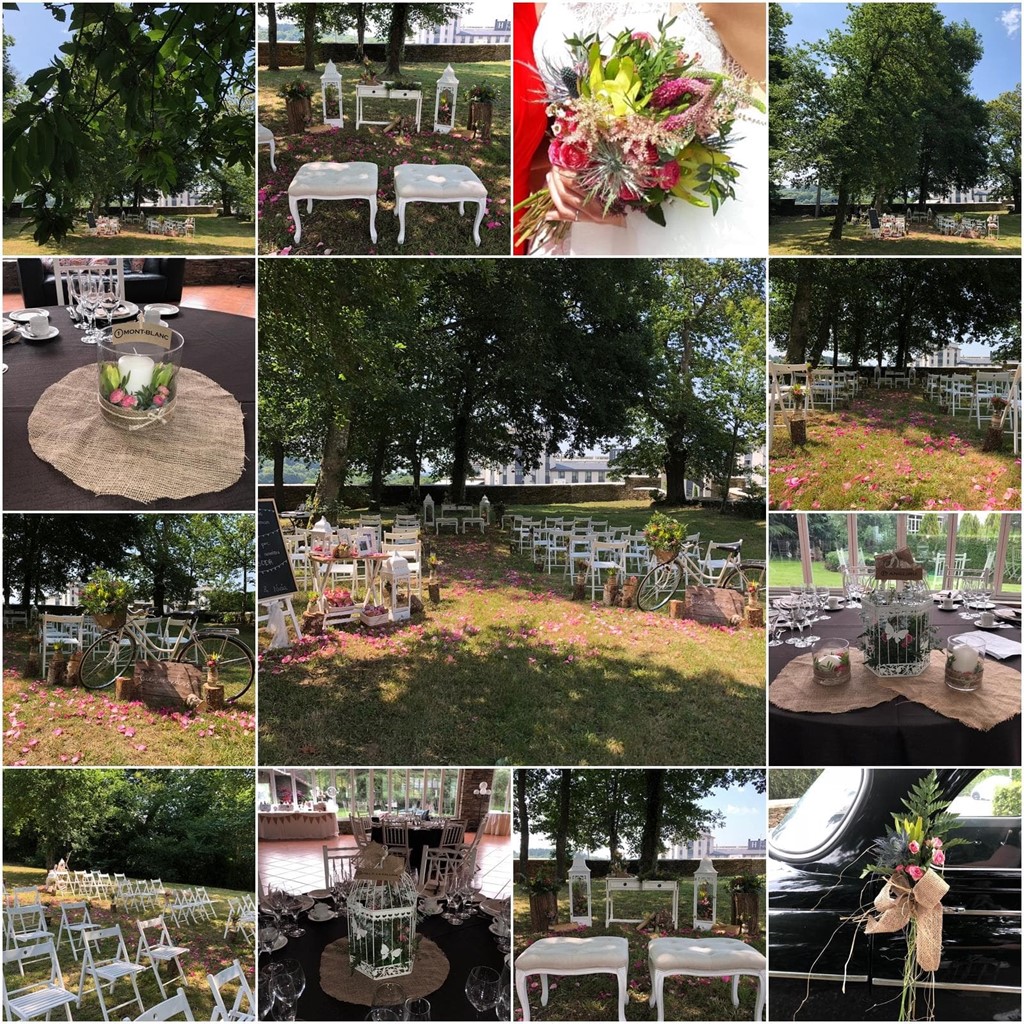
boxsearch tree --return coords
[987,85,1022,213]
[369,4,464,77]
[259,2,280,71]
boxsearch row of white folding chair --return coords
[135,916,189,1000]
[207,960,255,1021]
[166,888,215,928]
[77,924,148,1021]
[971,371,1014,427]
[222,897,256,942]
[117,879,164,915]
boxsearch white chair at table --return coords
[351,816,372,850]
[323,846,359,888]
[931,552,967,590]
[439,819,467,850]
[134,917,189,1000]
[952,551,995,595]
[382,821,413,873]
[382,531,422,597]
[419,849,463,896]
[128,987,196,1021]
[77,923,147,1021]
[39,614,85,676]
[588,539,627,600]
[2,938,78,1021]
[53,257,126,306]
[207,959,256,1022]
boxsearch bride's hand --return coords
[544,167,627,226]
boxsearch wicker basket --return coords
[654,548,678,564]
[93,610,127,630]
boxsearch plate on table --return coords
[965,600,996,611]
[308,888,332,900]
[488,921,510,938]
[479,899,507,918]
[109,301,140,320]
[18,325,60,342]
[7,308,48,323]
[2,319,15,336]
[144,302,179,317]
[974,621,1005,631]
[994,607,1020,622]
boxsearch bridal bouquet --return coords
[515,16,762,247]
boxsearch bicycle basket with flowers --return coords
[81,570,135,630]
[644,512,688,562]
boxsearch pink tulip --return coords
[109,388,125,404]
[931,838,942,849]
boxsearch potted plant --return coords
[644,512,687,564]
[522,869,561,931]
[359,56,380,84]
[603,568,621,606]
[280,79,314,132]
[729,874,763,936]
[571,561,588,601]
[206,653,221,689]
[81,569,135,630]
[467,82,495,139]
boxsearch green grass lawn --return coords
[258,63,510,255]
[769,214,1020,255]
[3,213,255,255]
[2,864,253,1020]
[515,878,766,1021]
[259,505,766,766]
[2,627,256,767]
[770,387,1020,511]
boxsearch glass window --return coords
[257,770,272,808]
[442,770,459,817]
[952,513,999,594]
[390,770,406,814]
[1003,515,1021,595]
[408,770,425,813]
[571,471,579,483]
[908,512,950,580]
[584,471,592,483]
[353,770,371,816]
[945,769,1021,869]
[948,769,1021,817]
[491,768,511,813]
[807,513,848,589]
[424,769,443,815]
[771,768,866,859]
[854,514,897,569]
[768,513,801,589]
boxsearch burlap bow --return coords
[864,868,948,971]
[879,546,917,570]
[353,840,406,882]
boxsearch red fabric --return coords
[513,3,548,255]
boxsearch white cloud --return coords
[725,804,759,815]
[1000,8,1020,36]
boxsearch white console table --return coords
[355,83,423,132]
[605,878,679,929]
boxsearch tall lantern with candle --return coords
[97,323,184,430]
[693,856,718,931]
[434,64,459,133]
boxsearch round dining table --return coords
[371,824,444,872]
[3,304,254,510]
[265,902,505,1020]
[768,602,1021,764]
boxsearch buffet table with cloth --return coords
[259,811,338,841]
[768,604,1021,764]
[265,900,504,1020]
[3,305,254,510]
[371,824,444,872]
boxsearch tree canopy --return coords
[3,768,254,891]
[3,3,254,242]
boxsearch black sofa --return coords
[17,258,186,307]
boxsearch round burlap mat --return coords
[878,649,1021,731]
[770,649,894,713]
[319,937,449,1006]
[28,366,244,503]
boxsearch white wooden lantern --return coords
[479,494,490,524]
[423,493,435,526]
[693,855,718,931]
[383,553,412,622]
[311,517,333,557]
[321,60,344,126]
[434,64,459,134]
[567,852,592,926]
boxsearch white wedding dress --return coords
[533,1,767,256]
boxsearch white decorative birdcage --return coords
[858,583,934,677]
[347,875,419,980]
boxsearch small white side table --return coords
[287,161,379,244]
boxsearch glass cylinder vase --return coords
[812,638,852,686]
[944,636,984,691]
[97,324,184,431]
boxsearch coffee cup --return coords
[826,595,842,610]
[27,312,49,337]
[421,898,440,915]
[143,307,163,324]
[978,611,995,627]
[940,597,955,610]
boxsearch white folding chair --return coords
[2,939,77,1021]
[207,960,255,1022]
[135,917,189,999]
[39,614,85,675]
[322,847,358,888]
[56,900,94,961]
[588,540,627,599]
[126,986,195,1021]
[77,924,147,1021]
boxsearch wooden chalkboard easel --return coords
[258,498,303,643]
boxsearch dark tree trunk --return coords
[638,770,665,876]
[273,440,286,513]
[369,432,387,507]
[220,180,233,217]
[314,414,351,508]
[385,4,409,77]
[851,318,865,369]
[719,418,741,512]
[554,769,572,880]
[607,772,620,862]
[355,4,367,59]
[832,317,840,370]
[450,389,474,502]
[268,4,280,71]
[303,3,318,72]
[786,261,813,363]
[516,771,530,868]
[663,443,689,504]
[408,442,422,496]
[828,180,849,240]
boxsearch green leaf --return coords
[644,204,667,227]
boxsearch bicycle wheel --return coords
[80,631,137,690]
[637,560,682,612]
[176,634,254,703]
[721,562,767,595]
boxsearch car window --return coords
[945,769,1021,869]
[771,767,866,859]
[947,770,1021,817]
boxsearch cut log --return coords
[132,661,205,710]
[115,676,137,702]
[745,605,765,628]
[668,599,687,620]
[685,586,745,627]
[66,651,84,687]
[203,683,225,711]
[47,653,67,687]
[26,650,40,678]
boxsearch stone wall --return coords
[775,199,1007,217]
[514,857,766,880]
[259,42,510,68]
[456,768,495,831]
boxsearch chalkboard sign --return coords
[258,499,299,602]
[867,209,880,229]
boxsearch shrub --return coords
[992,780,1021,817]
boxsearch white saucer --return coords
[966,602,996,611]
[110,301,140,320]
[975,621,1003,630]
[144,302,179,317]
[2,319,15,335]
[307,889,332,900]
[18,325,59,341]
[308,908,336,922]
[488,921,510,938]
[8,308,48,322]
[270,934,287,951]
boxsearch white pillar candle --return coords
[817,653,842,670]
[951,644,980,673]
[117,353,155,395]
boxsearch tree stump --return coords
[745,605,765,628]
[300,609,325,635]
[789,417,807,445]
[731,892,761,936]
[115,676,138,702]
[66,651,83,686]
[528,891,558,931]
[982,425,1004,452]
[410,595,425,615]
[620,578,639,608]
[285,96,311,133]
[132,661,205,710]
[467,101,493,140]
[571,582,587,601]
[669,599,687,620]
[47,652,67,687]
[203,683,225,711]
[428,582,441,605]
[26,649,40,679]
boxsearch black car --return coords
[769,769,1021,1021]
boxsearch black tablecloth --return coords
[769,604,1022,765]
[264,907,505,1020]
[371,826,444,872]
[3,304,254,510]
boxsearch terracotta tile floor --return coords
[259,833,513,900]
[3,284,254,318]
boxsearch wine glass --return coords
[258,969,276,1020]
[465,966,500,1019]
[77,272,102,344]
[98,273,121,333]
[495,974,511,1020]
[768,605,787,647]
[277,959,306,1000]
[64,271,84,329]
[274,973,298,1021]
[404,997,431,1021]
[372,982,407,1016]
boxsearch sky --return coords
[781,2,1022,101]
[512,777,767,857]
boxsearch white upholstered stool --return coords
[257,122,276,171]
[393,163,487,246]
[287,161,378,244]
[647,937,766,1022]
[515,936,628,1022]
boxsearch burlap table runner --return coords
[770,649,894,713]
[319,937,450,1005]
[878,649,1021,731]
[28,366,244,503]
